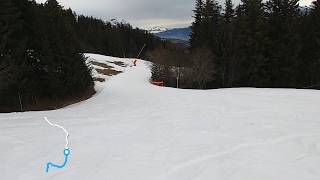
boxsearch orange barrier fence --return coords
[152,80,164,86]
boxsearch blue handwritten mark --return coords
[46,148,71,172]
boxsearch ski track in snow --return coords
[1,53,320,180]
[165,134,320,177]
[44,117,69,149]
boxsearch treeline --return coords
[149,0,320,89]
[0,0,160,112]
[76,16,160,58]
[190,0,320,89]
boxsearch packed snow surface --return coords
[1,54,320,180]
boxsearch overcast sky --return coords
[35,0,313,29]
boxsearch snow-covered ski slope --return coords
[1,53,320,180]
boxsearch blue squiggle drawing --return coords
[46,148,71,172]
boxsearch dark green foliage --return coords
[189,0,320,89]
[189,0,223,88]
[219,0,236,87]
[265,0,301,87]
[0,0,28,106]
[298,0,320,88]
[190,0,222,51]
[224,0,234,23]
[1,0,159,111]
[203,0,221,52]
[233,0,269,87]
[75,16,160,58]
[190,0,205,48]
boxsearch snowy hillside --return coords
[1,54,320,180]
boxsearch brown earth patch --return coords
[93,77,106,82]
[106,61,127,67]
[91,61,113,69]
[96,68,122,76]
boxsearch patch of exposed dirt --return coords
[93,77,106,82]
[91,61,123,82]
[91,61,113,69]
[96,68,122,76]
[106,61,127,67]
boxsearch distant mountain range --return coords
[154,27,192,41]
[147,26,170,34]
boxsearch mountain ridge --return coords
[154,27,191,41]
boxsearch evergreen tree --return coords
[310,0,320,84]
[0,0,27,106]
[202,0,221,52]
[234,0,269,87]
[224,0,234,23]
[41,0,92,97]
[190,0,204,48]
[265,0,300,87]
[220,0,235,87]
[0,0,25,57]
[299,0,320,88]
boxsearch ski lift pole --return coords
[133,44,146,66]
[176,67,180,89]
[18,91,23,112]
[136,44,146,59]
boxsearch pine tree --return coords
[190,0,221,88]
[41,0,93,97]
[220,0,235,87]
[202,0,221,51]
[265,0,300,87]
[224,0,234,23]
[299,0,320,88]
[310,0,320,87]
[311,0,320,65]
[0,0,25,59]
[0,0,27,106]
[233,0,269,87]
[190,0,204,48]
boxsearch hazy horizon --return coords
[35,0,313,29]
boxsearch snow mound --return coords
[1,54,320,180]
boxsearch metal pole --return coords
[176,67,180,89]
[18,92,23,112]
[136,44,146,59]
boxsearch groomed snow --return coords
[1,54,320,180]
